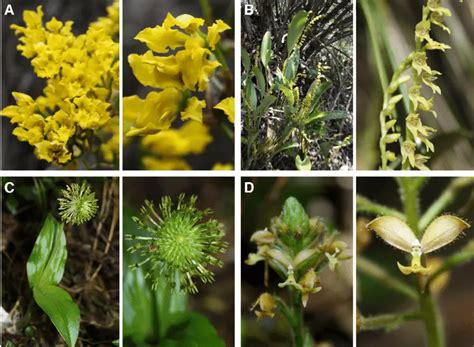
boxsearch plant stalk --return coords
[292,290,304,347]
[419,289,445,347]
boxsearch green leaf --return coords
[161,312,225,347]
[308,81,332,114]
[260,31,272,69]
[287,10,309,54]
[305,110,347,125]
[283,48,300,82]
[252,65,266,94]
[254,95,277,118]
[242,47,251,72]
[245,81,257,109]
[295,154,312,171]
[27,215,67,288]
[278,84,295,106]
[33,285,80,347]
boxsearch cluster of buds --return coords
[246,196,349,317]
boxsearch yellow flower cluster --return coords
[1,1,119,167]
[123,13,234,170]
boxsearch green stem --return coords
[398,178,445,346]
[357,195,406,220]
[398,177,421,237]
[357,256,418,300]
[292,291,304,347]
[419,177,474,231]
[359,310,421,331]
[420,290,445,347]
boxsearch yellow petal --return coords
[207,19,231,49]
[181,97,205,123]
[163,13,204,33]
[214,97,235,123]
[135,25,188,53]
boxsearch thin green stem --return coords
[199,0,213,25]
[359,310,421,331]
[357,195,406,220]
[357,256,418,300]
[398,177,421,237]
[420,290,445,347]
[426,241,474,290]
[398,177,445,346]
[292,291,304,347]
[360,0,388,91]
[419,177,474,231]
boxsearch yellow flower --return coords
[214,97,235,123]
[142,157,191,170]
[142,121,212,156]
[34,140,71,164]
[70,96,110,130]
[3,3,119,167]
[163,13,204,33]
[124,89,183,136]
[366,215,470,275]
[181,97,206,123]
[135,25,188,53]
[128,51,184,90]
[212,163,233,170]
[207,20,231,50]
[298,269,322,307]
[250,293,277,319]
[175,37,221,91]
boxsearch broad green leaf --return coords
[305,110,347,125]
[252,65,266,94]
[260,31,272,69]
[295,154,312,171]
[161,312,225,347]
[283,48,300,82]
[27,215,67,288]
[245,81,257,109]
[253,95,277,118]
[278,84,295,106]
[308,81,332,114]
[242,47,251,72]
[33,285,80,347]
[287,10,309,54]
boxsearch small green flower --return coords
[57,182,98,225]
[127,194,227,294]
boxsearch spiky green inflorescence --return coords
[127,194,228,294]
[57,182,98,225]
